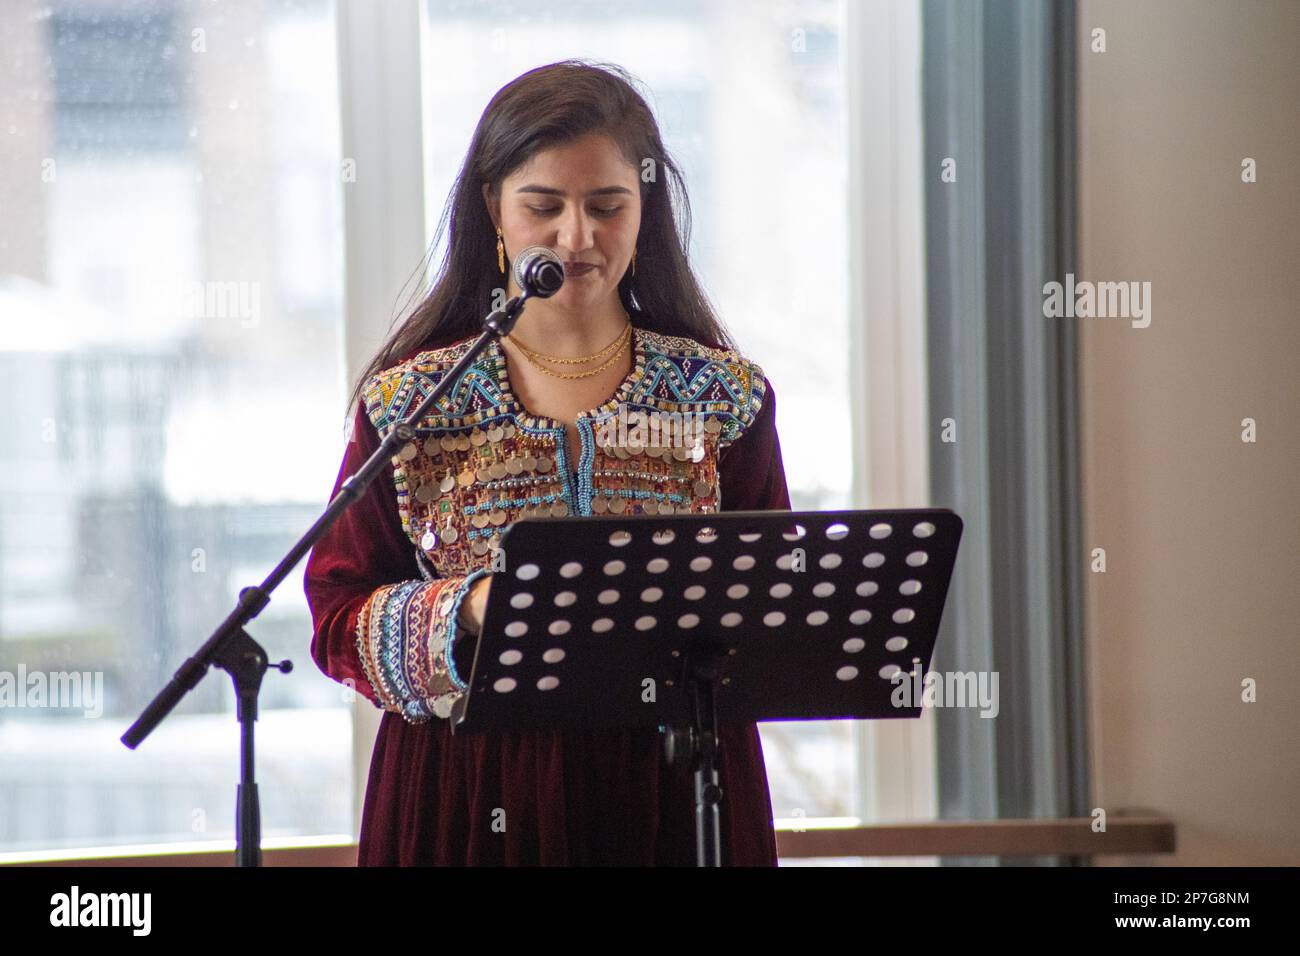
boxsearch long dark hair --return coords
[347,59,735,416]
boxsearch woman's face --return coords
[484,132,641,313]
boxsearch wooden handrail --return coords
[775,817,1176,858]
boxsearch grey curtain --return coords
[922,0,1088,865]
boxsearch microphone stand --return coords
[121,289,540,866]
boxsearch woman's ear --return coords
[481,182,500,230]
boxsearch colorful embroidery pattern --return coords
[353,326,767,723]
[355,567,491,721]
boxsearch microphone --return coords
[511,245,565,298]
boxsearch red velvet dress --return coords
[304,326,791,865]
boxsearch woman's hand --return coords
[457,575,492,636]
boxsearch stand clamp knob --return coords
[659,723,695,766]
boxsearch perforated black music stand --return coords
[450,508,962,866]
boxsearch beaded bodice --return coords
[362,326,767,580]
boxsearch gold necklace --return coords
[520,336,631,380]
[514,321,631,365]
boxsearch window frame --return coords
[843,0,937,832]
[335,0,431,835]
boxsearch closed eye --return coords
[524,204,624,218]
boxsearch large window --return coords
[1,0,904,862]
[0,0,351,854]
[422,0,858,839]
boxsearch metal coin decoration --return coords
[440,515,458,545]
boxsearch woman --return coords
[304,60,791,865]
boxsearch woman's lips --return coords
[564,262,596,277]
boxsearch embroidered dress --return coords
[304,323,791,865]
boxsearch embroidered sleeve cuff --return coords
[445,566,492,691]
[354,568,491,724]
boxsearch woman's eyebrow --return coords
[515,185,634,197]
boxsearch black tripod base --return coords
[214,622,290,868]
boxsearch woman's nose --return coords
[554,207,594,253]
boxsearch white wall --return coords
[1078,0,1300,865]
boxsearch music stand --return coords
[451,508,963,866]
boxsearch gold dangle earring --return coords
[496,227,505,274]
[631,247,637,277]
